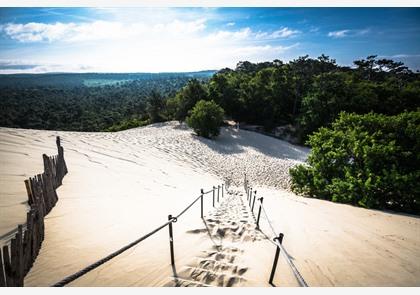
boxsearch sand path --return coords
[165,187,266,287]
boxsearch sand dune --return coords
[0,122,419,286]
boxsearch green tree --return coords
[146,90,166,123]
[298,72,352,141]
[172,79,208,121]
[186,100,225,138]
[290,111,420,214]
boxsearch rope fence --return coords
[0,136,68,287]
[244,173,308,287]
[52,183,226,287]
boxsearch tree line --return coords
[165,54,419,143]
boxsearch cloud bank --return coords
[0,19,299,72]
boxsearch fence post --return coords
[269,233,284,285]
[168,215,175,266]
[249,188,253,206]
[222,184,224,199]
[252,191,257,212]
[0,247,5,286]
[200,189,204,219]
[212,186,215,207]
[217,185,220,202]
[256,197,263,229]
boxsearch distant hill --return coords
[0,71,217,88]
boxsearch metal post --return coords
[200,189,204,219]
[252,190,257,212]
[256,197,263,229]
[168,215,175,266]
[217,185,220,202]
[269,233,284,285]
[212,186,215,207]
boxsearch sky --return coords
[0,7,419,73]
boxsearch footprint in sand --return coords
[166,188,265,287]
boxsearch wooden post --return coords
[222,184,224,198]
[24,179,33,206]
[249,188,253,207]
[0,247,6,287]
[212,186,215,207]
[17,225,23,286]
[25,212,33,272]
[56,136,63,186]
[10,238,18,286]
[217,185,220,203]
[200,189,204,219]
[252,191,257,212]
[2,245,12,286]
[168,215,175,266]
[269,233,284,285]
[256,197,263,229]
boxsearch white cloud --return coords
[205,27,252,42]
[1,19,207,43]
[328,28,370,38]
[226,22,235,27]
[328,30,350,38]
[0,59,93,74]
[256,27,300,39]
[0,20,300,73]
[309,27,319,33]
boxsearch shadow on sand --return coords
[193,126,309,161]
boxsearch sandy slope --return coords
[0,122,419,286]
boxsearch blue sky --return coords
[0,7,419,73]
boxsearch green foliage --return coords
[106,117,150,132]
[0,74,211,131]
[146,90,166,123]
[197,55,419,143]
[167,79,209,122]
[186,100,225,138]
[290,111,420,214]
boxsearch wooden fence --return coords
[0,136,67,287]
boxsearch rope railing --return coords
[52,183,225,287]
[243,173,308,287]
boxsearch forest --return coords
[1,55,418,139]
[0,71,213,131]
[166,55,419,143]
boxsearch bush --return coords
[186,100,224,138]
[106,118,150,132]
[290,111,420,214]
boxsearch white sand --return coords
[0,122,419,286]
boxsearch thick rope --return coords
[260,203,277,238]
[175,194,202,219]
[252,192,308,287]
[274,238,308,287]
[52,218,174,286]
[52,184,222,287]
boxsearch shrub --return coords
[186,100,224,138]
[290,111,420,214]
[106,118,150,132]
